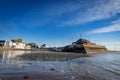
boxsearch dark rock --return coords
[50,68,54,71]
[23,75,29,79]
[22,66,25,68]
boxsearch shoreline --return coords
[0,47,49,51]
[0,47,115,52]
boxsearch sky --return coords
[0,0,120,50]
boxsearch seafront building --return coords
[0,40,7,47]
[26,43,39,49]
[0,40,12,48]
[41,44,49,49]
[0,39,39,49]
[11,39,25,49]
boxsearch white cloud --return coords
[61,0,120,26]
[111,19,120,24]
[88,22,120,34]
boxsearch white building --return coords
[0,39,26,49]
[0,40,12,48]
[0,39,40,49]
[5,41,13,48]
[10,39,26,49]
[25,45,31,49]
[11,42,25,49]
[41,44,49,48]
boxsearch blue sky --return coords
[0,0,120,50]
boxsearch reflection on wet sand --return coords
[0,50,25,66]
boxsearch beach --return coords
[0,50,120,80]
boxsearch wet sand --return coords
[70,52,120,80]
[0,51,120,80]
[0,66,68,80]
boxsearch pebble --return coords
[23,75,29,79]
[50,68,54,71]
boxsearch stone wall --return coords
[84,45,108,54]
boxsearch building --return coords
[0,39,26,49]
[0,39,40,49]
[0,40,12,48]
[26,43,39,49]
[11,39,25,49]
[25,44,31,49]
[0,40,6,47]
[41,44,49,49]
[63,38,108,54]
